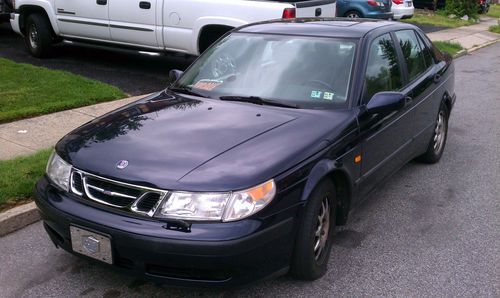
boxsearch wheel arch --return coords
[192,17,246,54]
[18,4,59,35]
[301,159,354,226]
[442,91,453,114]
[344,9,363,18]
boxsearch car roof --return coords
[237,18,418,39]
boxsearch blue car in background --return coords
[336,0,393,19]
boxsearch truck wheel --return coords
[291,180,336,280]
[25,14,52,58]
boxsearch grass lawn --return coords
[0,149,52,212]
[403,10,476,28]
[486,4,500,18]
[0,58,125,124]
[489,25,500,34]
[433,41,464,57]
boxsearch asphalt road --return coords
[1,41,499,298]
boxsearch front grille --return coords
[70,169,167,217]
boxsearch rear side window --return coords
[363,33,403,103]
[395,30,427,81]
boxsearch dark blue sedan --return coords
[36,18,455,287]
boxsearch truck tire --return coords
[25,14,52,58]
[4,0,14,10]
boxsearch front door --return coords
[358,33,414,198]
[109,0,158,47]
[55,0,110,40]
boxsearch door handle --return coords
[139,1,151,9]
[404,96,413,106]
[433,73,442,83]
[96,0,107,5]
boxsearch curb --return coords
[466,39,499,54]
[0,202,40,237]
[453,49,468,58]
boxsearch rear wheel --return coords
[345,10,362,18]
[417,102,449,164]
[291,180,336,280]
[24,14,52,58]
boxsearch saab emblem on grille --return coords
[116,160,129,170]
[82,236,100,254]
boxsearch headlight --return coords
[155,179,276,222]
[46,151,72,191]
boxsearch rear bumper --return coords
[365,11,394,20]
[392,6,414,19]
[35,177,299,287]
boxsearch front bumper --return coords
[35,177,299,287]
[9,13,22,35]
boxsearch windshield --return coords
[175,33,357,109]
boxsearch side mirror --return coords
[169,69,184,84]
[365,92,407,115]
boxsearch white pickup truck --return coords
[10,0,336,58]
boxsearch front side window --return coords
[395,30,428,81]
[175,33,357,109]
[363,33,403,103]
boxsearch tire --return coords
[345,10,362,18]
[291,180,336,280]
[416,102,449,164]
[24,14,53,58]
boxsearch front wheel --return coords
[24,14,53,58]
[291,180,336,280]
[417,102,449,164]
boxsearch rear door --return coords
[393,29,442,154]
[109,0,159,47]
[55,0,110,40]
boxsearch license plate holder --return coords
[70,225,113,264]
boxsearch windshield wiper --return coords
[219,96,298,109]
[168,86,208,98]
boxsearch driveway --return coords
[0,35,499,298]
[0,23,194,96]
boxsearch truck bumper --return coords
[10,13,22,35]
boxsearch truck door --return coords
[109,0,159,47]
[55,0,110,40]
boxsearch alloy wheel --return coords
[433,111,446,153]
[314,197,330,260]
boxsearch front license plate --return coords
[70,225,113,264]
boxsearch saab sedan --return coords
[35,18,455,287]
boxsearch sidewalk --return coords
[427,16,500,50]
[0,94,148,160]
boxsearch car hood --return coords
[57,92,356,191]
